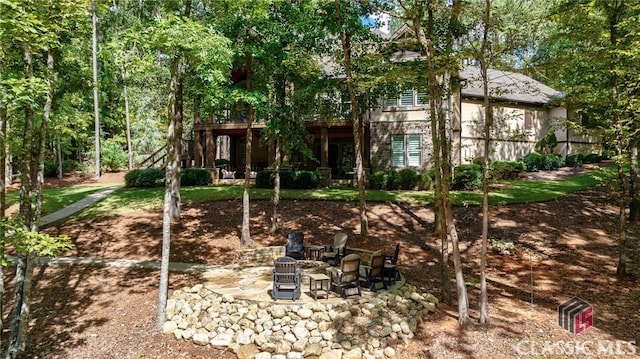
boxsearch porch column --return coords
[321,126,329,167]
[194,130,203,168]
[205,129,215,168]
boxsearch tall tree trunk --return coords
[6,43,54,359]
[335,0,368,240]
[629,138,640,222]
[92,0,101,179]
[607,5,628,278]
[157,190,172,328]
[412,2,468,322]
[270,137,282,233]
[157,0,191,328]
[56,136,63,179]
[479,0,491,325]
[0,91,6,348]
[241,53,254,247]
[121,57,133,170]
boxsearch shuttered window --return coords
[417,92,428,105]
[392,134,422,168]
[392,135,405,167]
[524,110,533,130]
[407,134,422,166]
[384,97,398,107]
[400,91,414,106]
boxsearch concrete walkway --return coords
[40,185,123,227]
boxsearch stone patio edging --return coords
[162,283,438,359]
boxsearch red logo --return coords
[558,296,593,334]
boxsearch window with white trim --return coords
[392,134,422,167]
[384,90,428,109]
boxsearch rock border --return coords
[163,283,438,359]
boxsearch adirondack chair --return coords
[360,250,386,291]
[272,256,303,300]
[329,253,361,298]
[382,243,401,285]
[285,231,305,260]
[322,232,348,265]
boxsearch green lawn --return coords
[68,168,610,220]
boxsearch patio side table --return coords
[305,245,325,261]
[308,273,330,300]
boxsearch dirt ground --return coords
[5,169,640,358]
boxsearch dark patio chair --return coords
[272,256,303,301]
[285,231,305,260]
[328,253,361,298]
[322,232,348,265]
[382,243,400,285]
[360,250,386,291]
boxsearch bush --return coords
[584,153,603,163]
[398,167,419,190]
[385,170,401,190]
[452,164,483,191]
[181,168,212,186]
[44,160,58,178]
[62,159,80,173]
[290,171,322,189]
[369,171,385,190]
[101,139,128,172]
[565,153,584,167]
[472,157,485,166]
[524,152,544,172]
[417,171,433,190]
[255,170,273,188]
[490,161,525,180]
[541,153,564,171]
[215,158,231,167]
[254,170,320,189]
[125,168,165,188]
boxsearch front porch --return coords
[182,118,370,182]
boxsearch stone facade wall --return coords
[369,121,433,172]
[236,246,286,267]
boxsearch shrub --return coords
[490,161,525,180]
[254,170,320,189]
[565,153,584,167]
[125,168,165,188]
[417,171,433,190]
[472,157,485,166]
[181,168,212,186]
[290,171,322,189]
[62,159,80,173]
[44,160,58,178]
[369,171,385,190]
[215,158,231,167]
[385,170,401,190]
[584,153,603,163]
[452,164,482,190]
[398,167,419,190]
[541,153,563,171]
[101,139,128,172]
[524,152,544,172]
[255,170,273,188]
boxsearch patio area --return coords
[199,261,406,303]
[162,253,441,359]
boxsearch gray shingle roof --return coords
[460,66,560,105]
